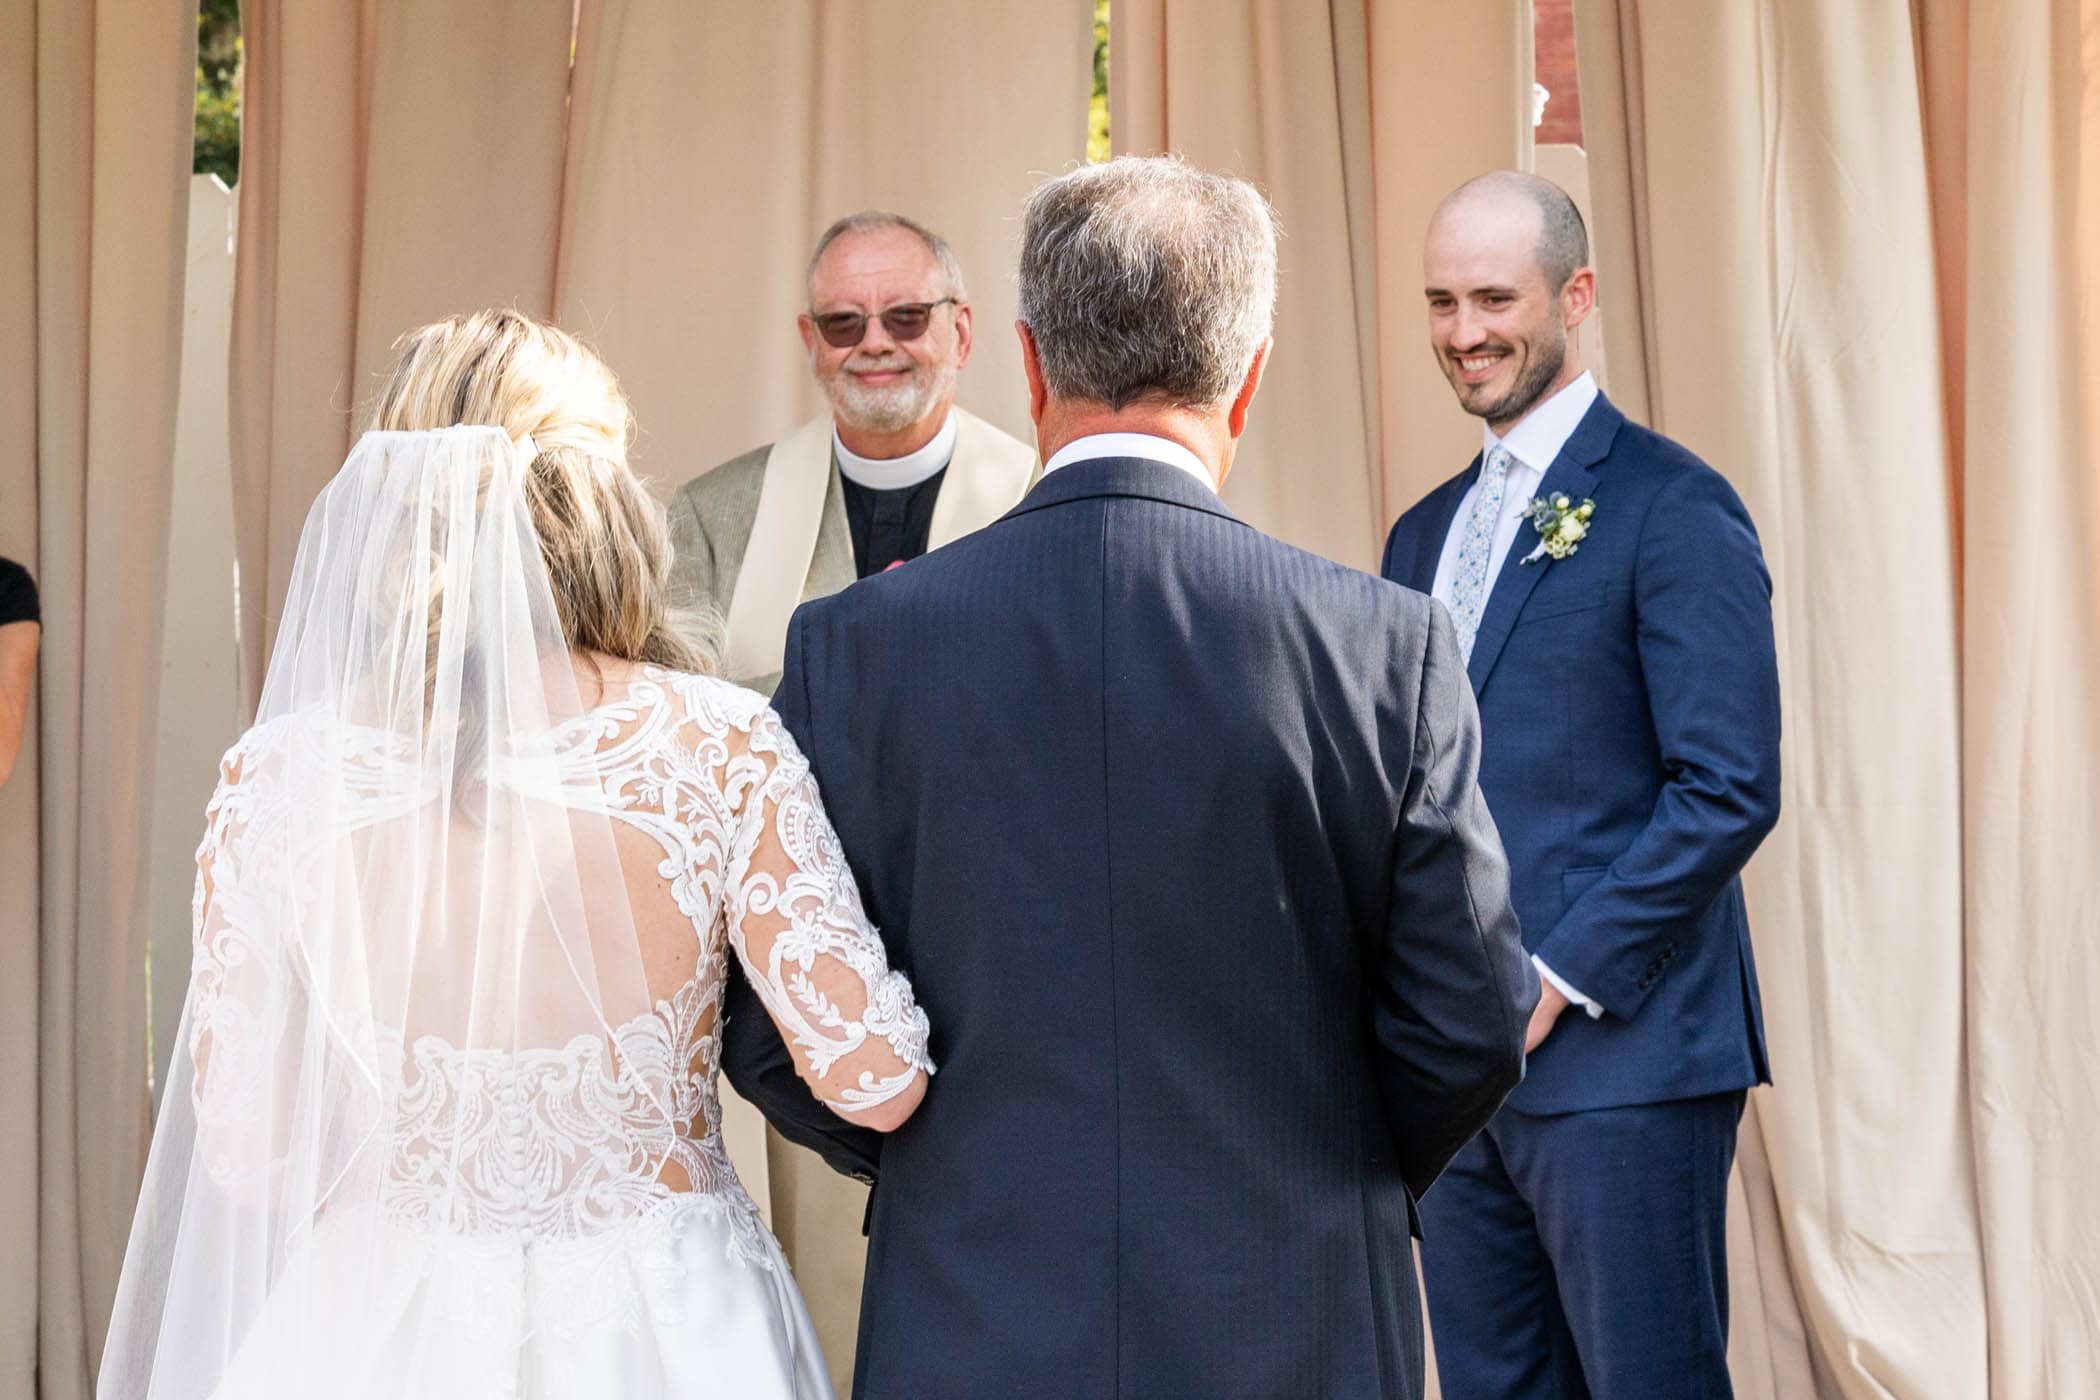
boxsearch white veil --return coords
[101,426,677,1398]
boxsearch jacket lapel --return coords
[1464,396,1624,695]
[1407,460,1480,595]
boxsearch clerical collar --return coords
[833,411,956,491]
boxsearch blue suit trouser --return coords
[1418,1090,1746,1400]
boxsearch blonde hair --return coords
[366,309,714,676]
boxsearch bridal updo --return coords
[366,308,714,676]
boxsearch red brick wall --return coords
[1534,0,1583,147]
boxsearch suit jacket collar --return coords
[1464,392,1626,694]
[1002,454,1247,529]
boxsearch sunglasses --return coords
[809,298,959,349]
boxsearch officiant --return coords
[668,210,1036,695]
[668,210,1034,1385]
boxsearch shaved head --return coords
[1432,171,1590,292]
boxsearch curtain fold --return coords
[1364,0,1534,526]
[0,2,200,1394]
[1564,0,1656,424]
[1932,1,2100,1391]
[0,4,40,1389]
[230,0,573,704]
[228,0,374,708]
[1110,0,1529,568]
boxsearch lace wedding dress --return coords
[100,428,930,1400]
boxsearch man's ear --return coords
[1228,339,1272,440]
[796,313,819,360]
[1563,267,1597,332]
[1018,322,1048,425]
[952,302,974,371]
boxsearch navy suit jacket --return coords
[723,455,1534,1400]
[1381,393,1779,1114]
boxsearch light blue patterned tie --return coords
[1448,445,1514,662]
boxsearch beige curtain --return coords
[1577,0,2100,1393]
[1110,0,1530,568]
[231,0,577,703]
[0,3,200,1396]
[1928,0,2100,1392]
[0,9,38,1392]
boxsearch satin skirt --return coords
[207,1191,832,1399]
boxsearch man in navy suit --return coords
[721,155,1536,1400]
[1382,171,1782,1398]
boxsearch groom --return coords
[724,155,1535,1399]
[1382,172,1782,1397]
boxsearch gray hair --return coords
[1017,156,1278,411]
[1443,170,1590,291]
[806,210,967,301]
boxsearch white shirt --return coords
[1429,370,1606,1021]
[1042,432,1219,493]
[1428,371,1599,610]
[832,410,956,490]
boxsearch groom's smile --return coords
[1453,346,1515,386]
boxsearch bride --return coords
[99,310,930,1399]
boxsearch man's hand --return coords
[1524,979,1569,1054]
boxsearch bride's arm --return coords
[183,746,301,1201]
[722,708,931,1132]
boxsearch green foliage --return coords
[193,0,240,183]
[1088,0,1110,163]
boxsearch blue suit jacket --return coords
[725,456,1534,1400]
[1381,393,1779,1114]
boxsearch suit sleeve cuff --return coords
[1533,955,1604,1019]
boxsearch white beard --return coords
[834,378,930,433]
[828,359,959,435]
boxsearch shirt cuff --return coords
[1533,955,1604,1019]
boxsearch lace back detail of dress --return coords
[189,664,928,1283]
[189,670,801,1266]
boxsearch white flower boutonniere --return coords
[1520,493,1596,564]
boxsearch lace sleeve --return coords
[184,743,306,1198]
[722,709,931,1117]
[184,732,383,1202]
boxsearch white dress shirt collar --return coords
[1483,370,1599,474]
[1041,432,1218,494]
[832,410,956,491]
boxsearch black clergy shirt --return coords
[841,467,947,578]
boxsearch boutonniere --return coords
[1520,493,1596,564]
